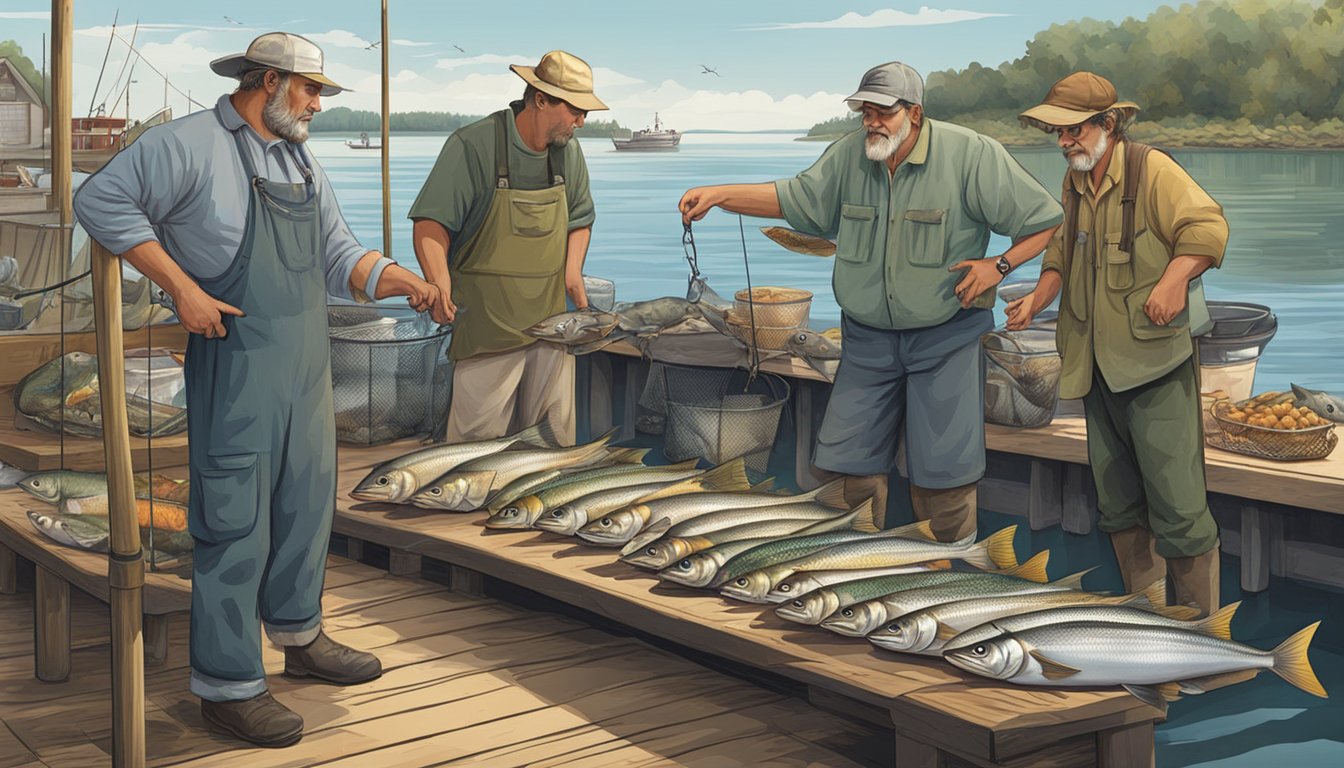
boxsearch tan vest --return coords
[1056,142,1212,398]
[448,112,569,361]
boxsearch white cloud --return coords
[753,6,1010,30]
[608,80,850,132]
[0,12,49,19]
[435,53,535,71]
[304,30,374,49]
[391,39,433,47]
[76,23,252,37]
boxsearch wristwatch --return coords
[995,255,1012,275]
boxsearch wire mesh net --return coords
[982,330,1062,429]
[651,363,790,473]
[1208,401,1338,461]
[329,304,451,445]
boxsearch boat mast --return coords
[381,0,391,261]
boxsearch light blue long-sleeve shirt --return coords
[74,94,390,301]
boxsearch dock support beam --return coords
[389,549,422,578]
[1240,504,1271,592]
[1028,459,1063,531]
[0,541,16,595]
[35,566,70,682]
[451,564,486,597]
[143,614,169,667]
[1098,721,1155,767]
[793,380,827,492]
[893,733,946,768]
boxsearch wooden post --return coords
[587,353,615,438]
[1098,721,1155,768]
[380,0,391,261]
[34,566,70,681]
[346,538,365,563]
[893,732,946,768]
[389,549,422,577]
[1061,463,1094,535]
[49,0,72,224]
[92,237,147,768]
[451,564,485,597]
[143,614,169,667]
[792,380,826,491]
[0,541,17,595]
[1240,504,1271,592]
[1027,459,1063,531]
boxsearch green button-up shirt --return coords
[775,120,1063,329]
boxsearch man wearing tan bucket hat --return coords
[1008,72,1228,617]
[76,32,439,748]
[411,50,607,445]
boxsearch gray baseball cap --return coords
[845,61,924,111]
[210,32,346,96]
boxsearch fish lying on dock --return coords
[1292,383,1344,423]
[350,422,558,503]
[27,509,194,564]
[524,297,732,355]
[621,509,862,571]
[18,470,187,505]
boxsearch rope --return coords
[738,215,760,380]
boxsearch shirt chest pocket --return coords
[1103,231,1135,291]
[901,209,947,267]
[836,203,877,264]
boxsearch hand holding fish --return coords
[175,282,244,339]
[949,257,1003,309]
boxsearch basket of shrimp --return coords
[1209,391,1338,461]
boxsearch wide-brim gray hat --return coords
[845,61,924,111]
[210,32,347,97]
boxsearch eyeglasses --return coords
[1047,123,1088,139]
[860,103,905,121]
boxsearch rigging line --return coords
[738,215,760,380]
[87,9,120,116]
[11,268,93,300]
[97,20,139,115]
[111,30,210,111]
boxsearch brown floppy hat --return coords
[510,50,608,112]
[1019,72,1139,131]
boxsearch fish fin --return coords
[801,477,846,507]
[571,336,623,356]
[1004,551,1051,583]
[966,526,1019,571]
[608,448,651,464]
[63,384,98,407]
[621,517,673,556]
[840,499,872,531]
[1049,566,1096,591]
[1177,669,1259,695]
[701,457,750,491]
[1128,578,1170,610]
[886,519,936,541]
[747,476,777,493]
[935,622,963,642]
[1029,649,1082,680]
[1150,603,1202,621]
[1190,601,1240,639]
[804,509,859,533]
[668,459,702,471]
[1123,684,1175,713]
[1271,621,1328,698]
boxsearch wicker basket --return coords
[724,317,799,351]
[1209,401,1337,461]
[733,286,812,328]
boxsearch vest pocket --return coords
[1124,286,1186,340]
[192,452,259,542]
[1104,232,1134,291]
[837,203,877,263]
[902,209,946,267]
[509,197,561,238]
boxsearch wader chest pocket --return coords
[509,197,561,238]
[1104,232,1134,291]
[902,209,946,267]
[194,453,260,542]
[837,204,877,264]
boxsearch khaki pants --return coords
[445,342,576,446]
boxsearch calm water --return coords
[309,132,1344,395]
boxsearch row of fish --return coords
[388,427,1328,712]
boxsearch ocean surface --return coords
[308,132,1344,396]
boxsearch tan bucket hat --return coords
[510,51,608,112]
[1019,72,1138,131]
[210,32,346,96]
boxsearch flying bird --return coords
[223,16,242,25]
[366,41,381,50]
[701,65,720,77]
[453,44,465,53]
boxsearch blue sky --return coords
[2,1,1185,130]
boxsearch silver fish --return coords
[708,512,900,589]
[1292,383,1344,423]
[944,620,1327,712]
[621,509,861,571]
[659,536,783,588]
[765,550,1049,605]
[487,459,715,530]
[411,431,618,511]
[350,422,557,503]
[944,602,1237,658]
[523,309,621,346]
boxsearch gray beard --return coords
[1067,131,1109,172]
[864,119,911,162]
[262,84,311,144]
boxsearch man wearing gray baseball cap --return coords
[680,61,1062,539]
[76,32,438,748]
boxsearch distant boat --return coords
[346,132,381,150]
[612,113,680,152]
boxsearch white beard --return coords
[864,119,911,162]
[1066,131,1109,172]
[263,83,312,144]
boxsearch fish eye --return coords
[429,488,442,496]
[501,509,517,517]
[676,560,691,569]
[735,578,748,587]
[791,600,804,609]
[600,519,612,528]
[885,624,900,634]
[549,510,564,518]
[779,584,791,592]
[646,547,658,556]
[795,333,808,342]
[972,645,987,657]
[376,477,389,486]
[1329,405,1336,413]
[841,609,854,618]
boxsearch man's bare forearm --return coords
[119,240,200,299]
[566,226,592,308]
[1001,225,1060,270]
[412,219,452,287]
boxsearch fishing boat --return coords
[346,131,381,150]
[611,112,681,151]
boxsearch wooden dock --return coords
[0,554,881,767]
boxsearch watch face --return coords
[996,257,1011,275]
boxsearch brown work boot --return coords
[1109,526,1166,594]
[841,474,888,532]
[284,631,383,685]
[201,691,303,748]
[910,483,978,542]
[1168,545,1221,619]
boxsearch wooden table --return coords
[334,440,1163,768]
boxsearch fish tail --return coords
[886,519,935,541]
[1192,601,1240,640]
[749,476,777,493]
[1271,621,1328,698]
[514,421,559,449]
[1005,550,1051,583]
[967,526,1018,571]
[813,478,849,509]
[608,448,650,464]
[1131,578,1170,609]
[703,458,750,491]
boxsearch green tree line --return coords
[311,107,627,137]
[809,0,1344,137]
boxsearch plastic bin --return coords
[1198,302,1277,402]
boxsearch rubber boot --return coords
[841,474,888,533]
[1168,545,1221,619]
[1109,526,1166,594]
[910,483,978,543]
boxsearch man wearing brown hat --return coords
[411,51,606,445]
[76,32,439,747]
[680,61,1063,539]
[1008,72,1228,616]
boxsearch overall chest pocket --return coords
[509,197,562,238]
[902,209,946,267]
[1103,231,1135,291]
[259,187,321,273]
[836,203,877,264]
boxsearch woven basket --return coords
[733,286,812,327]
[725,317,799,351]
[1209,401,1337,461]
